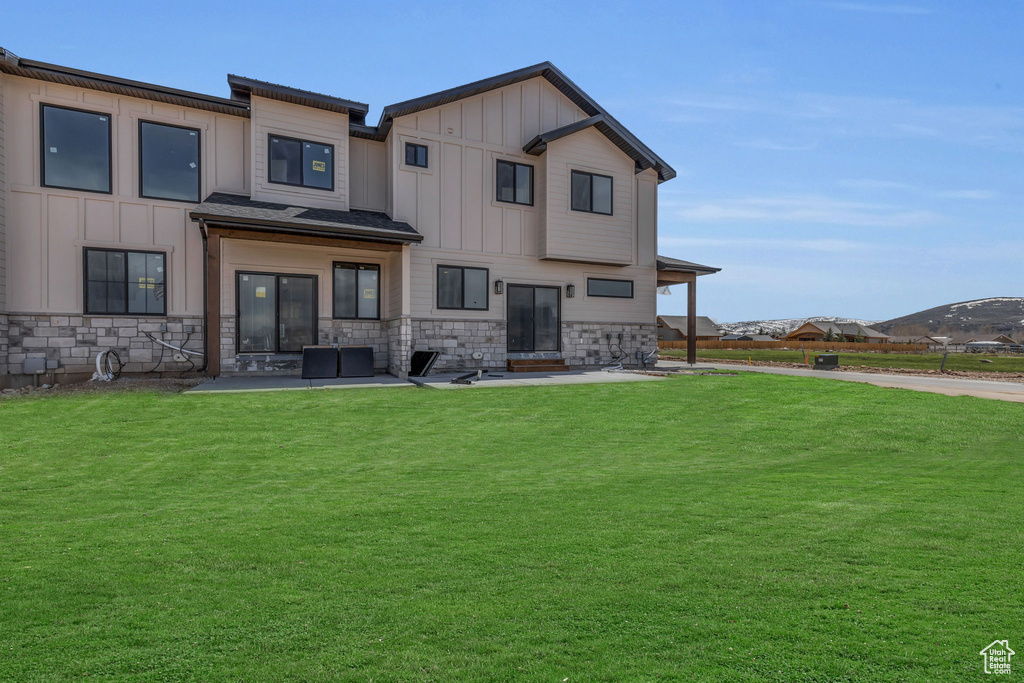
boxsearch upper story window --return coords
[587,278,633,298]
[571,170,613,215]
[268,135,334,190]
[496,160,533,206]
[84,248,166,315]
[405,142,428,168]
[140,121,201,203]
[333,262,380,320]
[41,104,112,194]
[437,265,488,310]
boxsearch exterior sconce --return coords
[494,279,504,295]
[566,283,576,298]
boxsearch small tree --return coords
[823,329,834,342]
[854,333,865,343]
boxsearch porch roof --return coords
[656,255,721,275]
[190,193,422,244]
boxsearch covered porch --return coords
[190,193,422,378]
[656,255,722,365]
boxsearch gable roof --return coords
[368,62,675,182]
[888,335,942,344]
[190,193,421,244]
[788,321,888,339]
[658,316,722,337]
[721,334,776,341]
[656,255,721,275]
[227,74,368,121]
[950,333,1016,344]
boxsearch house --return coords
[949,333,1016,345]
[0,48,719,386]
[888,334,945,346]
[784,321,889,343]
[720,333,775,342]
[657,316,722,342]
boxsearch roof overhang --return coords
[524,114,669,179]
[227,74,368,122]
[0,47,249,118]
[656,255,721,275]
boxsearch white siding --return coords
[349,137,387,212]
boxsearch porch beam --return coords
[204,226,403,252]
[205,231,222,377]
[687,277,697,366]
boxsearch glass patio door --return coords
[237,272,317,353]
[507,285,560,352]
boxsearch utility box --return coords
[814,354,839,370]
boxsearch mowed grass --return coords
[662,347,1024,373]
[2,376,1023,681]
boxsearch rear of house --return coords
[0,49,717,387]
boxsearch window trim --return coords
[138,119,202,203]
[266,133,336,192]
[436,264,490,311]
[82,247,168,317]
[570,170,614,216]
[235,270,319,355]
[332,261,381,320]
[495,159,534,206]
[586,277,634,299]
[40,103,114,195]
[405,142,429,168]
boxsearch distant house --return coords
[888,335,944,346]
[949,333,1016,345]
[657,316,722,342]
[784,322,889,343]
[720,333,775,342]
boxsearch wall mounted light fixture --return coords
[566,283,576,298]
[494,279,504,295]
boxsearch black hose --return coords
[104,350,123,381]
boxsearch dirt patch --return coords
[1,376,205,399]
[672,356,1024,384]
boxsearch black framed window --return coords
[140,121,201,202]
[268,135,334,190]
[236,272,317,354]
[84,248,166,315]
[437,265,488,310]
[41,104,112,193]
[405,142,428,168]
[496,160,533,205]
[333,262,380,320]
[587,278,633,298]
[570,170,613,215]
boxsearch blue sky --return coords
[7,1,1022,322]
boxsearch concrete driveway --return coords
[659,360,1024,403]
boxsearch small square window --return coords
[405,142,428,168]
[496,160,533,205]
[268,134,334,190]
[571,170,614,215]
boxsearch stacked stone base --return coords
[1,314,204,388]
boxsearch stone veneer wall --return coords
[4,315,204,382]
[0,314,8,377]
[560,322,658,368]
[220,316,390,375]
[385,317,413,377]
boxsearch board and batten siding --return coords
[0,71,7,312]
[349,137,387,212]
[4,75,249,316]
[250,95,349,211]
[542,126,637,266]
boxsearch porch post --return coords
[206,231,221,377]
[687,277,697,366]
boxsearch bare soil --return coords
[0,376,205,399]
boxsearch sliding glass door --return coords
[507,285,560,352]
[237,272,317,353]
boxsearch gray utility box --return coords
[814,354,839,370]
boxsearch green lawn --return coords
[662,348,1024,373]
[2,377,1022,681]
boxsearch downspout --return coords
[198,219,209,375]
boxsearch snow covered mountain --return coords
[716,316,879,337]
[875,297,1024,334]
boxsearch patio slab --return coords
[409,369,666,389]
[187,374,411,394]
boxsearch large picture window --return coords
[586,278,633,298]
[570,170,613,215]
[268,135,334,190]
[496,160,533,205]
[333,262,380,320]
[84,248,166,315]
[140,121,201,202]
[41,104,112,193]
[437,265,488,310]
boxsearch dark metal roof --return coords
[656,255,721,275]
[523,114,667,179]
[349,122,388,142]
[376,62,676,182]
[227,74,368,122]
[0,47,249,118]
[190,193,422,244]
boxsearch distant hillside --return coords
[876,297,1024,335]
[717,316,878,337]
